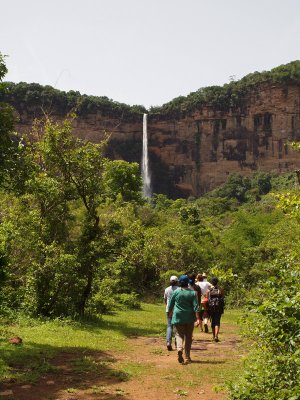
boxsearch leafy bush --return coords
[228,256,300,400]
[116,293,141,310]
[89,285,117,315]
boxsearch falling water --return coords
[142,113,151,197]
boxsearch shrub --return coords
[116,293,141,310]
[228,255,300,400]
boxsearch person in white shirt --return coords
[197,273,213,294]
[196,273,213,333]
[164,275,179,351]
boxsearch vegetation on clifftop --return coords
[149,60,300,117]
[1,61,299,120]
[0,81,147,118]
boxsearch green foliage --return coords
[150,60,300,117]
[117,293,141,310]
[250,171,272,196]
[207,171,294,206]
[0,53,21,189]
[0,81,146,118]
[273,190,300,219]
[228,256,300,400]
[217,205,284,286]
[0,53,8,79]
[179,204,201,225]
[213,173,251,203]
[103,160,143,202]
[0,116,117,317]
[151,193,173,210]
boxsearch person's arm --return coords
[193,292,201,326]
[168,290,176,319]
[164,289,167,305]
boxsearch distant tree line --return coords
[1,61,300,121]
[149,60,300,118]
[0,81,147,119]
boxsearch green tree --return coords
[0,116,108,317]
[0,53,18,188]
[228,168,300,399]
[37,117,106,316]
[103,159,143,202]
[229,256,300,400]
[214,173,251,203]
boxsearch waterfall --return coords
[142,113,151,197]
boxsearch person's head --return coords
[188,273,196,285]
[170,275,178,286]
[178,275,189,287]
[196,274,203,282]
[211,277,219,286]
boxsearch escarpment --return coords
[3,62,300,198]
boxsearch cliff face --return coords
[9,82,300,198]
[148,83,300,196]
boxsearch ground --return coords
[0,321,243,400]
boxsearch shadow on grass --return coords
[0,342,131,400]
[75,318,165,338]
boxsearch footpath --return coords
[0,321,243,400]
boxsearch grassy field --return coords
[0,304,244,386]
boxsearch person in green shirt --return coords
[167,275,200,364]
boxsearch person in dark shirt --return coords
[208,277,225,342]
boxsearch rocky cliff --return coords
[148,82,300,197]
[3,64,300,198]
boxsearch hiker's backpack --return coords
[208,287,224,314]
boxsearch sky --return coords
[1,0,300,108]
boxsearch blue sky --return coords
[1,0,300,108]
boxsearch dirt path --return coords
[0,325,243,400]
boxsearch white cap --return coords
[170,275,178,282]
[202,272,207,277]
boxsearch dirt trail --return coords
[0,326,242,400]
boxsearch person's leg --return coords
[184,323,195,362]
[166,313,173,350]
[214,326,220,341]
[175,324,185,363]
[203,310,209,333]
[199,309,204,332]
[211,314,216,340]
[214,314,221,342]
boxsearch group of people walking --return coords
[164,273,224,364]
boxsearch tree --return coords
[36,116,106,316]
[228,155,300,399]
[228,256,300,400]
[103,159,142,202]
[0,115,108,317]
[0,53,18,188]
